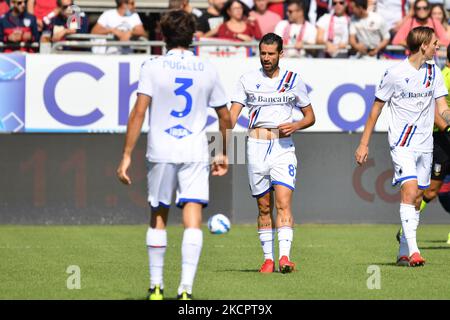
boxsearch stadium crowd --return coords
[1,0,450,57]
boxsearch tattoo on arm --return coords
[442,110,450,125]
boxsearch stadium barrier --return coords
[0,54,400,133]
[1,54,449,224]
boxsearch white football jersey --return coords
[375,58,448,152]
[232,67,311,129]
[137,49,228,163]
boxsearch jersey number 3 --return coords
[171,78,193,118]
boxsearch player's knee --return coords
[275,203,291,216]
[258,204,271,216]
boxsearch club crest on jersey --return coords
[256,84,261,89]
[405,78,409,83]
[24,18,31,27]
[164,124,192,139]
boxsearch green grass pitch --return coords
[1,224,450,300]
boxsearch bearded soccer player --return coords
[117,10,231,300]
[230,33,316,273]
[355,26,450,267]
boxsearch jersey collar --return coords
[166,49,194,57]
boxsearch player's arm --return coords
[116,94,151,185]
[435,96,450,132]
[355,98,385,165]
[212,105,232,176]
[278,105,315,136]
[230,102,244,129]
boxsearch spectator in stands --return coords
[0,0,9,17]
[91,0,147,54]
[392,0,449,47]
[168,0,204,20]
[431,3,450,39]
[44,0,87,42]
[197,0,226,35]
[169,0,205,34]
[268,0,285,19]
[348,0,390,59]
[316,0,350,58]
[375,0,414,36]
[249,0,281,35]
[314,0,330,21]
[27,0,57,31]
[205,0,262,41]
[241,0,254,10]
[0,0,39,52]
[274,0,317,57]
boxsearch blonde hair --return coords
[406,26,434,53]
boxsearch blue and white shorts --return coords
[391,147,432,190]
[146,161,210,209]
[246,137,297,198]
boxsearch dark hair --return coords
[115,0,129,8]
[57,0,74,7]
[259,33,283,52]
[168,0,184,10]
[222,0,250,21]
[160,10,196,50]
[406,26,434,53]
[287,0,305,11]
[413,0,430,10]
[350,0,367,10]
[446,43,450,61]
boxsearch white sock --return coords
[146,228,167,290]
[178,228,203,295]
[258,229,275,261]
[400,203,420,256]
[278,226,293,259]
[398,227,409,258]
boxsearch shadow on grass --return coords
[421,240,449,244]
[125,297,179,301]
[421,246,450,250]
[219,269,259,273]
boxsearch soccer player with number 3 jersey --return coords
[355,26,450,267]
[116,10,231,300]
[230,33,316,274]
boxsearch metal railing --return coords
[48,40,413,56]
[1,40,445,60]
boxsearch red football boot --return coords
[279,255,295,273]
[409,252,426,267]
[259,259,275,273]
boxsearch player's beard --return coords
[261,58,279,76]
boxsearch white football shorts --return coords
[247,137,297,198]
[146,161,210,209]
[391,147,432,190]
